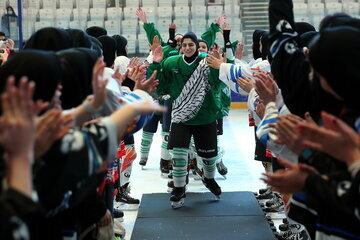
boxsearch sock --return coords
[120,144,137,186]
[160,131,171,160]
[140,131,154,159]
[172,148,188,187]
[215,136,224,164]
[202,156,217,179]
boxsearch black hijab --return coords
[252,30,265,59]
[57,48,101,109]
[181,32,199,63]
[309,26,360,110]
[0,49,61,105]
[86,26,107,38]
[299,31,318,48]
[295,22,315,35]
[112,35,128,57]
[24,27,73,51]
[260,31,269,60]
[97,35,117,67]
[319,13,351,31]
[89,36,103,56]
[65,28,93,49]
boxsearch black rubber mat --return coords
[130,215,275,240]
[137,191,263,218]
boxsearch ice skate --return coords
[202,177,221,200]
[170,187,186,209]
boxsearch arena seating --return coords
[3,0,360,56]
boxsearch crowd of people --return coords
[0,0,360,239]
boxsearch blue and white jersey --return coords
[256,91,298,163]
[218,60,270,95]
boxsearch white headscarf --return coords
[113,56,130,75]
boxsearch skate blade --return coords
[167,187,173,193]
[221,175,227,180]
[171,198,185,209]
[214,195,221,200]
[193,173,203,180]
[161,173,170,178]
[141,166,145,170]
[114,202,139,211]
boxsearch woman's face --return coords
[181,38,197,58]
[198,42,208,53]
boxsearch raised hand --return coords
[134,70,159,93]
[150,35,161,53]
[112,66,128,85]
[153,46,164,63]
[235,42,244,60]
[136,8,148,24]
[298,111,360,166]
[261,158,309,194]
[0,76,37,158]
[222,22,231,31]
[92,58,109,109]
[169,22,177,30]
[34,110,73,158]
[216,14,227,26]
[127,57,141,69]
[269,114,306,155]
[236,76,254,93]
[254,73,278,105]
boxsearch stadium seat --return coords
[42,0,55,9]
[39,9,54,21]
[56,20,70,29]
[123,7,138,19]
[125,0,140,7]
[174,6,190,18]
[77,0,90,9]
[90,8,106,21]
[159,0,173,7]
[158,6,173,18]
[342,2,359,16]
[87,20,104,28]
[59,0,74,9]
[174,0,189,6]
[325,2,343,14]
[73,8,89,21]
[34,21,52,31]
[308,2,325,15]
[105,20,119,35]
[208,6,223,19]
[93,0,106,8]
[107,7,120,20]
[56,9,72,21]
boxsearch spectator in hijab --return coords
[0,32,5,40]
[112,35,128,57]
[98,35,117,68]
[86,26,107,38]
[65,28,93,49]
[24,27,73,51]
[294,22,315,35]
[252,30,264,60]
[1,6,17,37]
[89,36,103,55]
[57,48,101,110]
